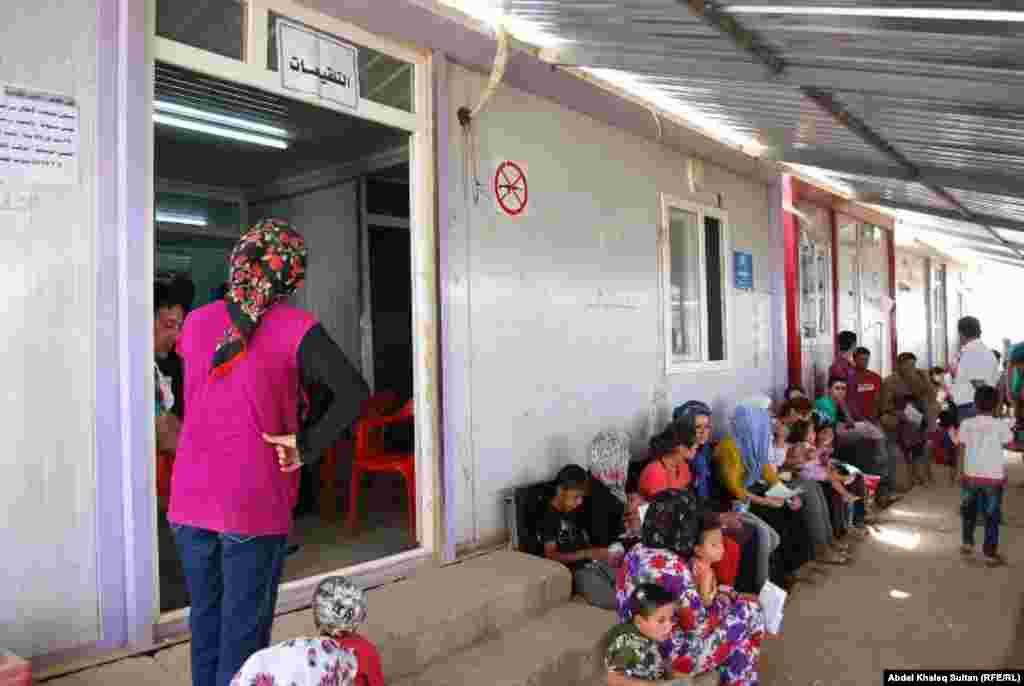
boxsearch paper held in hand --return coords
[764,482,803,501]
[904,404,924,426]
[758,580,787,635]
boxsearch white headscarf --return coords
[737,394,772,412]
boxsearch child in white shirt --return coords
[958,385,1013,567]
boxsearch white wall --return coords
[446,66,786,546]
[0,0,100,657]
[252,182,363,368]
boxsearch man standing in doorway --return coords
[853,347,883,424]
[952,316,999,422]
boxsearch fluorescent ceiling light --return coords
[725,6,1024,21]
[584,68,765,154]
[156,211,208,227]
[155,100,290,138]
[154,113,290,149]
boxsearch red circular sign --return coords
[494,161,528,216]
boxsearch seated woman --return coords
[675,401,778,594]
[780,419,851,564]
[587,430,642,549]
[810,413,868,539]
[716,404,817,589]
[637,421,742,589]
[541,464,618,610]
[617,489,765,685]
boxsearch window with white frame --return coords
[660,195,730,372]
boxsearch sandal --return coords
[985,554,1007,568]
[816,552,849,566]
[960,544,974,557]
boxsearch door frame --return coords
[102,0,444,649]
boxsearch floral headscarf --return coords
[230,638,357,686]
[588,430,632,504]
[212,219,307,377]
[732,405,773,488]
[313,576,368,637]
[641,489,701,557]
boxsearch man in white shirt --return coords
[952,316,1000,421]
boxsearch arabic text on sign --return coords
[0,85,78,185]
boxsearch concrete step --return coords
[391,602,616,686]
[153,550,572,684]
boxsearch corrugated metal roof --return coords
[483,0,1024,263]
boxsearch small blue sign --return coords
[734,250,754,290]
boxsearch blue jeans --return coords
[960,484,1004,556]
[172,523,288,686]
[957,403,977,422]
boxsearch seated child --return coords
[542,464,617,610]
[315,577,384,686]
[231,576,383,686]
[604,583,677,685]
[692,514,727,608]
[809,415,868,538]
[927,408,960,486]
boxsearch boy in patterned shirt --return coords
[604,584,680,685]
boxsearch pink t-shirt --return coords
[168,301,317,536]
[638,459,691,499]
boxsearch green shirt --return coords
[815,396,844,425]
[603,621,667,681]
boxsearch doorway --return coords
[837,217,893,377]
[152,63,420,613]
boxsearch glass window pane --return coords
[704,216,725,361]
[267,12,414,113]
[800,238,817,339]
[157,0,246,62]
[817,250,830,335]
[669,206,702,362]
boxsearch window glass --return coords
[157,0,246,62]
[664,200,728,368]
[704,216,725,361]
[668,206,702,362]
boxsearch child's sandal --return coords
[985,554,1007,568]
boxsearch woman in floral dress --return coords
[617,489,765,685]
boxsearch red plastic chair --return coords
[347,397,416,537]
[157,450,175,509]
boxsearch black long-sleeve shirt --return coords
[295,324,370,465]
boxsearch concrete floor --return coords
[44,456,1024,685]
[759,453,1024,685]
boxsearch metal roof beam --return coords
[900,221,1024,253]
[540,47,1024,108]
[678,0,1024,261]
[777,150,1024,200]
[874,199,1024,235]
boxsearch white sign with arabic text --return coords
[278,19,359,111]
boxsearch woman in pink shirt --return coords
[169,220,368,686]
[638,424,693,497]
